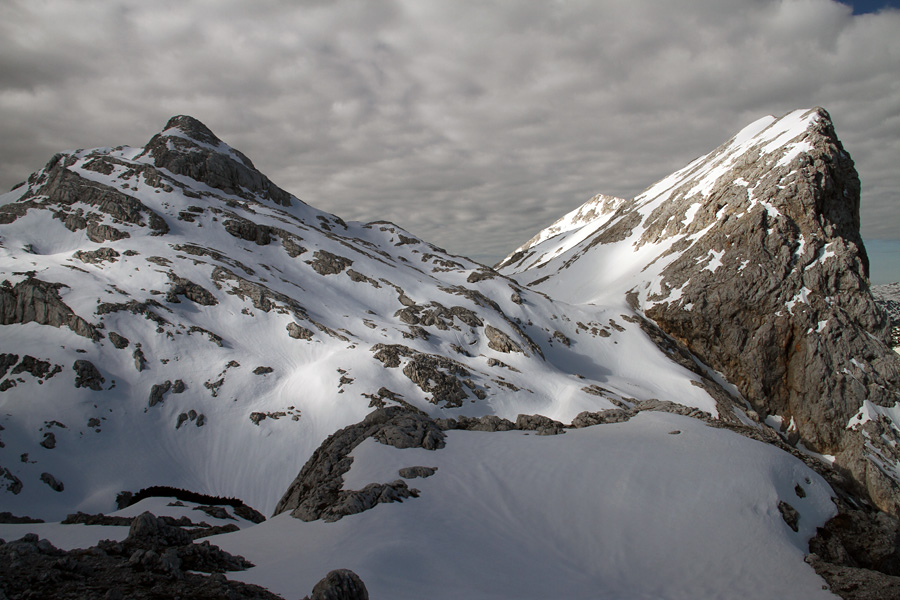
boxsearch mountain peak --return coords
[160,115,223,147]
[139,116,293,207]
[500,106,900,518]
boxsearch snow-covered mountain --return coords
[1,112,897,599]
[499,107,900,520]
[0,115,732,520]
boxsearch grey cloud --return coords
[0,0,898,278]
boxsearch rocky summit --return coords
[499,107,900,519]
[1,110,899,599]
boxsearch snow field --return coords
[214,412,837,600]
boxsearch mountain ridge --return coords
[2,110,899,598]
[0,114,731,520]
[499,106,900,518]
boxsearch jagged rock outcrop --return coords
[166,274,218,305]
[274,407,444,522]
[0,513,282,600]
[0,154,169,238]
[436,414,517,432]
[485,324,523,354]
[73,359,104,390]
[39,472,64,492]
[371,343,475,408]
[501,108,900,516]
[639,110,900,515]
[515,413,567,435]
[0,277,99,341]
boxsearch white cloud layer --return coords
[1,0,897,274]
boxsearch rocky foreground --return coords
[0,510,369,600]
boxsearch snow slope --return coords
[496,108,827,307]
[213,412,837,600]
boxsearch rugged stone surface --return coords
[305,568,369,600]
[224,216,273,245]
[398,466,437,479]
[637,110,900,515]
[371,343,473,408]
[274,407,444,522]
[309,250,353,275]
[139,115,292,207]
[108,330,130,349]
[73,359,104,390]
[0,513,284,600]
[806,503,900,599]
[166,273,218,305]
[436,414,517,432]
[73,246,120,265]
[287,322,314,340]
[501,108,900,517]
[39,431,57,449]
[149,380,172,407]
[0,155,169,238]
[1,467,23,494]
[515,414,567,436]
[873,282,900,347]
[0,277,100,341]
[39,472,64,492]
[485,324,524,354]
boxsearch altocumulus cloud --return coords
[0,0,897,275]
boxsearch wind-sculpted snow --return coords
[0,115,726,521]
[500,107,900,519]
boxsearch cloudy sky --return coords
[1,0,898,281]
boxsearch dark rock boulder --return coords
[108,331,130,349]
[1,466,23,494]
[73,247,120,264]
[401,354,470,408]
[307,568,369,600]
[0,513,280,600]
[309,250,353,275]
[39,472,64,492]
[287,322,314,340]
[398,466,437,479]
[515,414,567,436]
[0,353,18,379]
[224,217,272,245]
[485,324,523,354]
[437,414,517,432]
[149,381,172,407]
[166,273,218,305]
[570,409,635,427]
[73,359,104,390]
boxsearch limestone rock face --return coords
[500,108,900,516]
